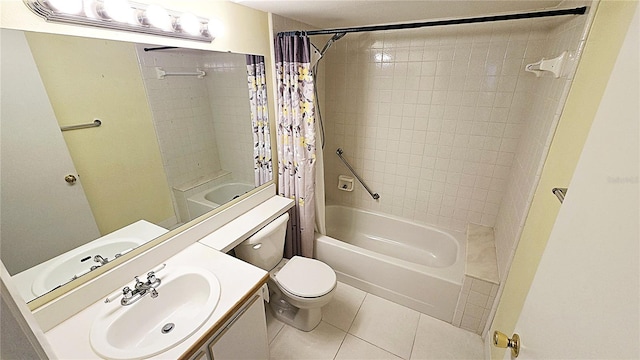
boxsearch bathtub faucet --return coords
[94,254,109,265]
[90,254,110,270]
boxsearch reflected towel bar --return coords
[155,67,206,79]
[336,148,380,200]
[60,119,102,132]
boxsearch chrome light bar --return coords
[23,0,214,43]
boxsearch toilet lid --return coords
[275,256,336,298]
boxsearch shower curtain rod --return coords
[278,6,587,37]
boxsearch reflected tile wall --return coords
[136,47,253,189]
[205,53,254,186]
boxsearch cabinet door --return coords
[209,295,269,360]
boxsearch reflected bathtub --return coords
[315,205,465,322]
[187,182,254,220]
[12,220,168,301]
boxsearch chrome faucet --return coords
[105,268,163,306]
[91,255,109,271]
[122,271,161,306]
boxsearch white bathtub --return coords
[315,205,465,323]
[187,182,254,220]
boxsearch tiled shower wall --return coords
[322,14,589,234]
[493,5,591,279]
[136,47,253,190]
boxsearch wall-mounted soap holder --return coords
[525,51,572,78]
[338,175,354,192]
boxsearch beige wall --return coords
[489,0,639,357]
[26,33,174,234]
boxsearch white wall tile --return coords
[492,10,590,281]
[136,46,254,191]
[321,8,590,254]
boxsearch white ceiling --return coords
[232,0,566,29]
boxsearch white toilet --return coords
[235,212,336,331]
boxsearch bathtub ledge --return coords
[466,224,499,285]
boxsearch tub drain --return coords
[161,323,175,334]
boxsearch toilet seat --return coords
[275,256,336,298]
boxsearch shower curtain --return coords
[274,34,317,258]
[246,55,272,186]
[314,127,326,235]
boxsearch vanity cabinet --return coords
[186,292,269,360]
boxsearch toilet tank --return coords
[235,212,289,271]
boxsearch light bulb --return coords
[46,0,83,14]
[207,18,223,38]
[145,5,171,31]
[101,0,133,23]
[177,13,201,35]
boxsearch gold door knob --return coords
[65,174,77,184]
[493,331,520,357]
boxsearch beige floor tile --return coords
[322,282,367,332]
[335,334,403,360]
[348,294,420,359]
[269,321,346,359]
[410,314,483,360]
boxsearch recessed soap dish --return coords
[338,175,354,192]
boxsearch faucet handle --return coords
[146,264,166,283]
[122,286,133,299]
[147,272,156,283]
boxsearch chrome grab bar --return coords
[60,119,102,132]
[336,148,380,200]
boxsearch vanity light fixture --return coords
[24,0,214,42]
[176,13,202,36]
[46,0,84,14]
[142,4,172,31]
[98,0,135,24]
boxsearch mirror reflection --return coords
[0,29,271,303]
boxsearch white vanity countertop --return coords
[44,242,268,359]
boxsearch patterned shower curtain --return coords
[274,34,316,258]
[246,55,273,186]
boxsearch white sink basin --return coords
[90,266,221,359]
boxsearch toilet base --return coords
[268,287,322,332]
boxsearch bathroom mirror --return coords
[0,29,272,304]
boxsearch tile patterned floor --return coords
[267,282,484,360]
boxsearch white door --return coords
[508,7,639,359]
[1,30,100,275]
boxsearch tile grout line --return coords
[344,292,368,335]
[407,313,423,360]
[332,291,368,360]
